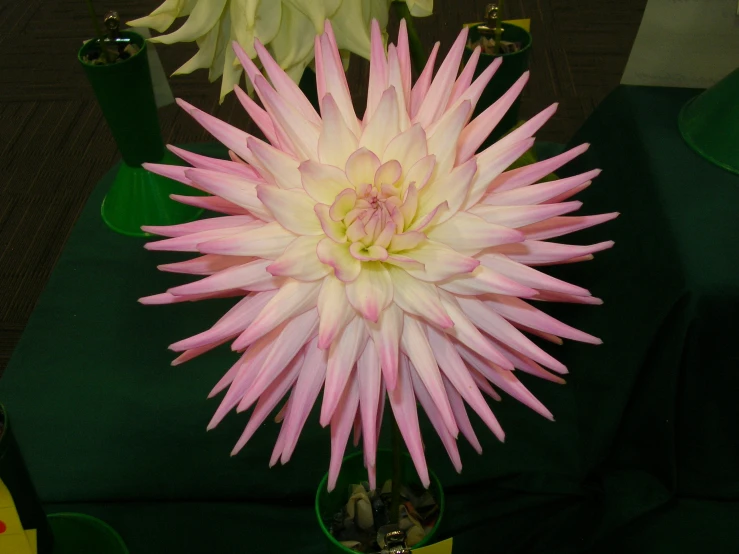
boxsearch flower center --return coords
[316,156,428,264]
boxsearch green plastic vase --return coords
[464,22,532,150]
[678,66,739,175]
[0,404,128,554]
[78,31,202,237]
[47,513,129,554]
[315,450,445,553]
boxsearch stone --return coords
[330,479,440,553]
[416,490,436,509]
[371,495,388,528]
[406,525,426,547]
[381,479,393,496]
[355,497,374,530]
[398,504,422,532]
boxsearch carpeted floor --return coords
[0,0,646,374]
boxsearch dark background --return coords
[0,0,647,375]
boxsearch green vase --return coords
[78,31,203,237]
[315,450,445,553]
[678,66,739,175]
[464,22,533,149]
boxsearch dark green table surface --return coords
[2,86,738,553]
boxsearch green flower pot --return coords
[464,22,533,149]
[47,513,129,554]
[78,31,203,237]
[678,66,739,175]
[315,450,445,553]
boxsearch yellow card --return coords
[0,479,14,508]
[0,479,34,554]
[26,529,38,553]
[505,19,531,32]
[0,533,33,554]
[415,537,453,554]
[464,19,531,32]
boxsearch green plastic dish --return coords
[100,150,204,238]
[678,67,739,176]
[79,33,204,236]
[48,513,129,554]
[315,450,445,553]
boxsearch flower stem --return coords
[392,1,428,75]
[84,0,112,64]
[493,0,505,55]
[390,418,403,524]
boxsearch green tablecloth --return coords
[1,86,738,553]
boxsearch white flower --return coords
[140,21,617,490]
[128,0,433,101]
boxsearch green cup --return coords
[678,66,739,175]
[464,22,533,149]
[315,450,445,553]
[0,404,54,553]
[78,32,203,236]
[47,513,129,554]
[78,31,164,167]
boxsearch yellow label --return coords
[26,529,38,553]
[415,537,453,554]
[0,479,15,508]
[505,19,531,32]
[464,19,531,32]
[0,533,33,554]
[0,479,35,553]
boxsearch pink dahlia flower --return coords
[141,20,617,491]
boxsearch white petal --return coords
[359,87,401,158]
[426,212,524,255]
[387,356,429,486]
[401,240,480,282]
[321,316,368,425]
[317,275,356,348]
[300,160,353,204]
[382,124,428,170]
[257,186,322,235]
[319,94,359,167]
[247,138,302,189]
[197,221,296,259]
[417,158,476,223]
[268,235,330,281]
[316,238,362,282]
[386,266,453,328]
[400,316,458,436]
[232,279,321,349]
[366,303,403,390]
[345,262,393,322]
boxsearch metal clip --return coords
[377,525,411,554]
[103,11,121,41]
[477,3,499,37]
